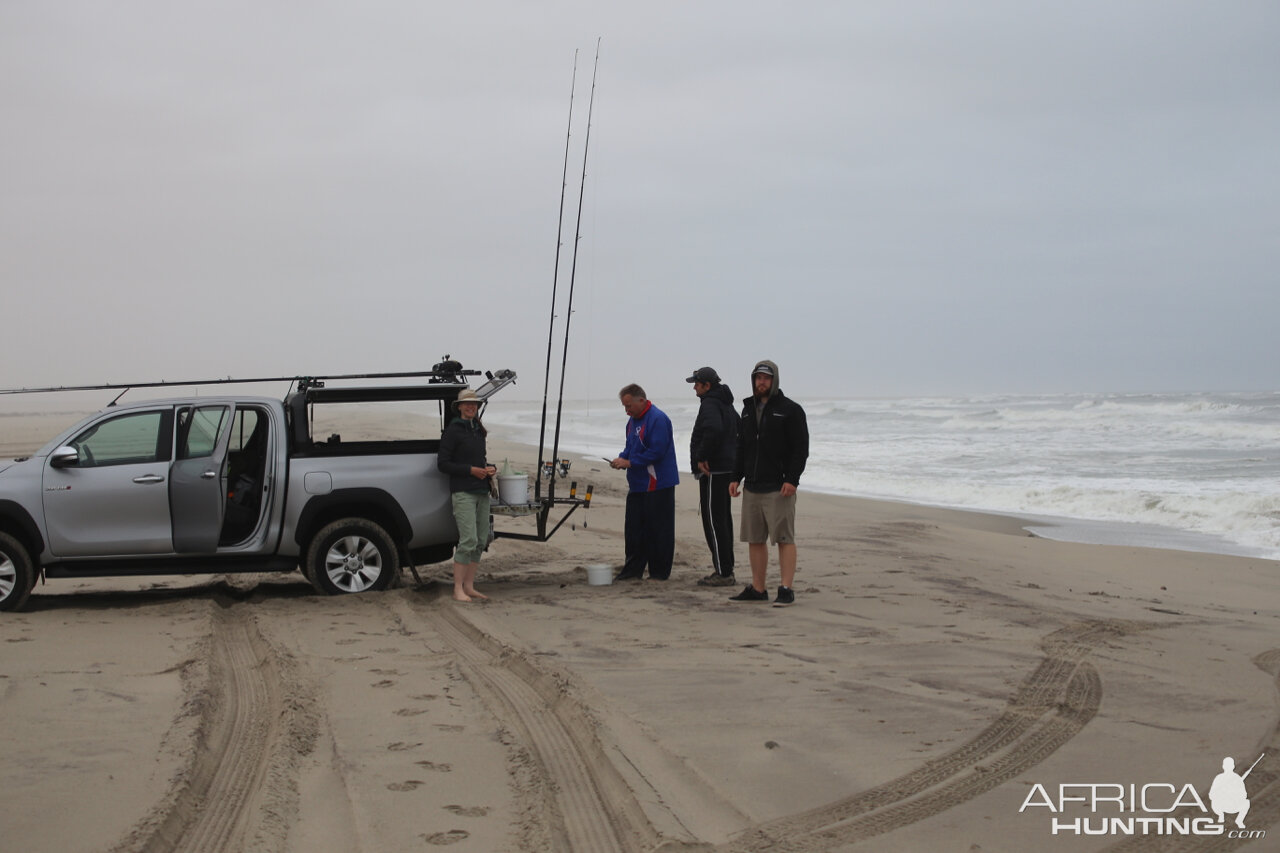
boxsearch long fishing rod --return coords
[535,49,580,506]
[549,38,600,497]
[0,367,481,396]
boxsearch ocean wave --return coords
[486,391,1280,559]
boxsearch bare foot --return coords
[453,592,473,602]
[464,589,489,600]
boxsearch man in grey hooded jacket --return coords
[729,360,809,606]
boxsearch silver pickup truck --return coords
[0,366,516,610]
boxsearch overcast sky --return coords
[2,1,1277,403]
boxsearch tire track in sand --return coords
[424,593,1137,852]
[717,619,1138,852]
[123,601,289,853]
[1102,647,1280,852]
[424,598,664,853]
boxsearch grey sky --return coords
[2,1,1277,403]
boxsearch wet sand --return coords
[1,428,1277,851]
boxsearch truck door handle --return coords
[132,474,166,485]
[200,471,217,480]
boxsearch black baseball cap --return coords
[685,367,720,384]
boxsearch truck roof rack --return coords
[294,369,516,404]
[0,357,491,403]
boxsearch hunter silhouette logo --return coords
[1210,754,1263,829]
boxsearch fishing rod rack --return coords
[491,467,592,543]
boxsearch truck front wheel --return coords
[306,519,399,595]
[0,532,36,612]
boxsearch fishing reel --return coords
[430,355,465,384]
[541,458,571,480]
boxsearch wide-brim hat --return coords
[452,389,481,410]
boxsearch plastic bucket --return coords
[497,474,528,506]
[586,564,613,586]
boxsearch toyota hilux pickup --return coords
[0,364,516,610]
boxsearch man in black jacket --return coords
[686,366,738,586]
[729,359,809,607]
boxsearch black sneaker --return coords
[698,572,736,587]
[729,584,769,602]
[773,586,795,607]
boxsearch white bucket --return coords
[586,564,613,586]
[497,474,528,506]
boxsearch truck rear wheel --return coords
[306,518,399,595]
[0,532,35,612]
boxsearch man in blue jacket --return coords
[610,383,680,580]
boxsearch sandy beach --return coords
[1,431,1277,852]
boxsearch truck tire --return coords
[0,532,35,612]
[305,518,399,596]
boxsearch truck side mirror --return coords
[49,446,79,468]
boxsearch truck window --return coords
[308,401,440,445]
[69,411,169,467]
[228,409,262,452]
[177,406,229,460]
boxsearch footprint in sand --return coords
[434,724,464,732]
[334,638,360,646]
[421,830,469,846]
[415,760,452,772]
[395,708,429,717]
[370,668,402,676]
[371,679,395,688]
[410,693,438,701]
[387,780,424,791]
[387,742,422,752]
[443,805,490,817]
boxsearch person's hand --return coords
[484,465,498,477]
[610,457,631,469]
[471,465,493,479]
[697,461,711,476]
[780,483,797,497]
[729,482,740,498]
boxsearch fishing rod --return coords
[0,364,483,402]
[1242,753,1265,780]
[496,41,601,545]
[548,38,600,499]
[535,48,580,506]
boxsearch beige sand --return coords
[1,425,1277,852]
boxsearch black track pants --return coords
[699,472,735,577]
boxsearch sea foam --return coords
[484,391,1280,559]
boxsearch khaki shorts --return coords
[740,489,796,545]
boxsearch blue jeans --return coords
[451,490,491,564]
